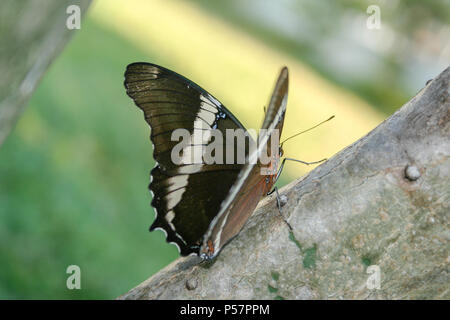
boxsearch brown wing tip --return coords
[277,66,289,87]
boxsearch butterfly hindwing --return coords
[200,67,289,259]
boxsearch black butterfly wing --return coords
[124,63,251,255]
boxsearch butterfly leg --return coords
[268,157,326,231]
[274,187,287,213]
[268,186,293,231]
[274,157,327,184]
[268,157,326,197]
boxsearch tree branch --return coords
[0,0,91,146]
[119,67,449,300]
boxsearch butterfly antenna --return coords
[281,115,335,147]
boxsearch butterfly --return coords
[124,63,288,260]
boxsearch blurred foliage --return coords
[187,0,450,114]
[0,19,179,299]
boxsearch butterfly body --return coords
[124,63,288,260]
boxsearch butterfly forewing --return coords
[124,63,254,255]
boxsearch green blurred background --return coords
[0,0,448,299]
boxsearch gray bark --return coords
[119,66,449,300]
[0,0,91,146]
